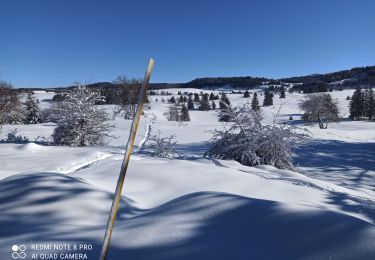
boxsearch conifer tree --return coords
[194,93,200,102]
[179,104,190,121]
[209,92,215,100]
[219,93,230,109]
[211,101,216,110]
[169,96,176,103]
[199,93,211,111]
[251,93,260,111]
[363,87,375,120]
[243,90,250,98]
[263,89,274,106]
[349,87,364,120]
[187,96,194,110]
[280,87,286,98]
[24,92,42,124]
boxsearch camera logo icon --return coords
[12,245,27,259]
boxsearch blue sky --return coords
[0,0,374,88]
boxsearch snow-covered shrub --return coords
[50,86,114,146]
[3,129,29,144]
[143,131,179,158]
[207,103,307,170]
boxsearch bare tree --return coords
[299,93,339,129]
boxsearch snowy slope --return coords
[0,88,374,259]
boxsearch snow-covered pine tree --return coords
[199,93,211,111]
[209,92,215,100]
[165,103,180,121]
[211,101,216,110]
[207,102,306,170]
[179,104,190,121]
[263,89,274,106]
[194,93,200,102]
[187,96,194,110]
[243,90,250,98]
[51,86,114,146]
[219,93,230,109]
[179,95,184,103]
[24,92,42,124]
[251,92,260,111]
[280,87,286,98]
[363,87,375,120]
[349,86,364,120]
[169,96,176,103]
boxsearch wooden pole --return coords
[100,58,154,260]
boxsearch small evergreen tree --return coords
[209,92,215,100]
[179,104,190,121]
[280,87,286,98]
[169,96,176,103]
[211,101,216,110]
[251,93,260,111]
[194,93,200,102]
[179,95,184,103]
[263,89,274,106]
[199,93,211,111]
[187,96,194,110]
[24,92,42,124]
[349,87,364,120]
[363,88,375,120]
[243,90,250,98]
[166,103,180,121]
[219,93,230,109]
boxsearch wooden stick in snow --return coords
[100,58,154,260]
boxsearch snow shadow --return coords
[294,139,375,191]
[0,172,136,238]
[106,192,375,260]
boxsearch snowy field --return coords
[0,88,375,259]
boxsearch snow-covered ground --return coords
[0,88,374,259]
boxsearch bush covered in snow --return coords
[143,131,179,158]
[49,86,114,146]
[207,103,307,170]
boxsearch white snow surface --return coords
[0,88,374,259]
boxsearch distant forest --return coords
[15,65,375,93]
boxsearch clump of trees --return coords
[50,86,114,146]
[0,81,23,124]
[207,103,307,170]
[349,87,375,120]
[165,102,191,122]
[299,93,339,129]
[112,76,148,119]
